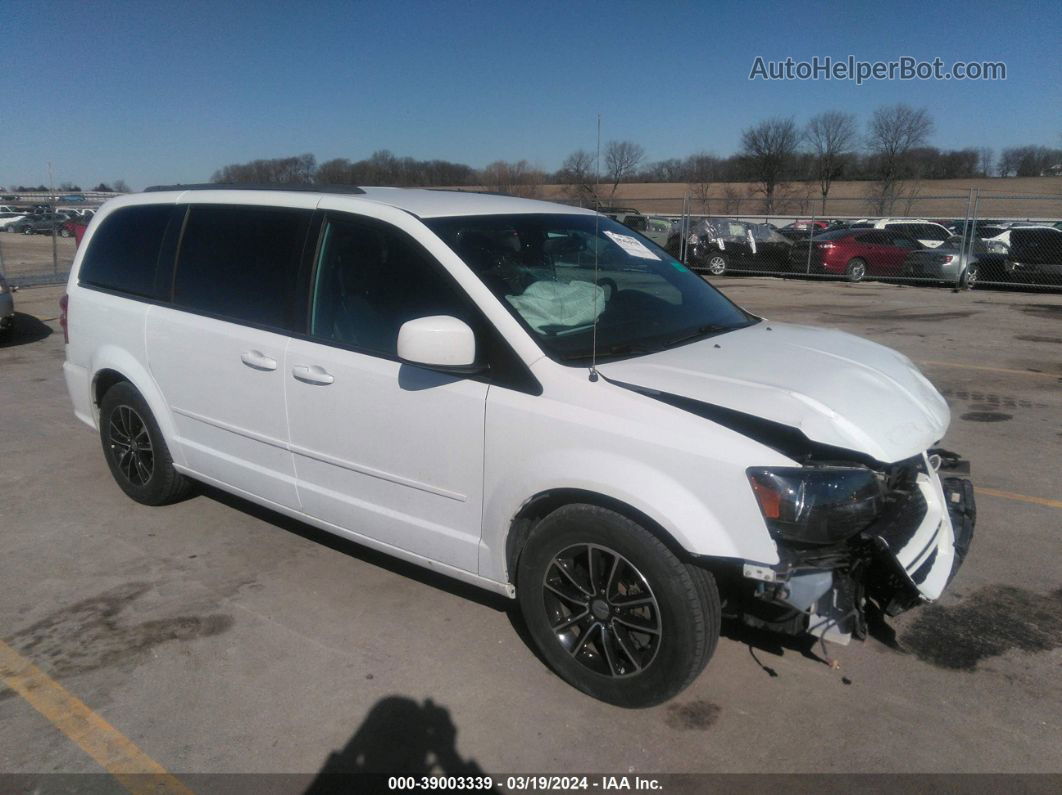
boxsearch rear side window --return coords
[856,231,888,244]
[174,205,311,329]
[79,204,174,298]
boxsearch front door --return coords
[283,213,489,572]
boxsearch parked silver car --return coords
[901,235,1005,289]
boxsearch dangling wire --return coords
[589,113,602,383]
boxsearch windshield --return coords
[425,213,756,363]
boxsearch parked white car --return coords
[0,212,27,230]
[62,186,975,706]
[850,218,953,248]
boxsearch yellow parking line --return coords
[979,487,1062,509]
[918,360,1060,379]
[0,639,192,795]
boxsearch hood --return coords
[597,322,949,463]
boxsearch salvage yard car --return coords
[788,227,923,281]
[62,186,975,707]
[667,217,793,275]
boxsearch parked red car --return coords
[62,219,90,247]
[787,228,922,281]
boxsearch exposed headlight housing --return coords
[747,466,885,546]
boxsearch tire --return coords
[845,258,867,282]
[22,226,32,235]
[517,504,720,708]
[59,227,71,238]
[99,381,192,505]
[961,264,979,290]
[706,254,728,276]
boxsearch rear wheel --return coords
[99,381,192,505]
[845,258,867,282]
[961,263,979,290]
[517,504,720,708]
[706,254,728,276]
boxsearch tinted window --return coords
[855,231,888,244]
[79,204,174,298]
[310,216,475,356]
[174,205,310,329]
[890,235,920,249]
[920,224,950,241]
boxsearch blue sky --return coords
[3,0,1059,189]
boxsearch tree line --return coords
[208,104,1061,215]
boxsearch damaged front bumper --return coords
[737,452,976,645]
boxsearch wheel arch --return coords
[89,347,185,467]
[505,488,695,588]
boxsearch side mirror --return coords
[397,316,482,374]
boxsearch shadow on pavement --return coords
[0,312,53,348]
[200,486,511,614]
[305,696,498,792]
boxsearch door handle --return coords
[240,350,277,371]
[292,364,335,385]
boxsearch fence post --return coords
[804,213,814,276]
[962,189,980,290]
[955,188,974,290]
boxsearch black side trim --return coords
[606,376,880,466]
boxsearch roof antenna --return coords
[589,113,602,383]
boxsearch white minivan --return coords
[63,186,975,707]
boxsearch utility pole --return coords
[49,161,58,275]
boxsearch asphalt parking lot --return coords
[1,278,1060,782]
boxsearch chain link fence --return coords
[2,188,1059,292]
[0,193,115,287]
[588,189,1062,291]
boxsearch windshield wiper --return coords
[663,324,730,347]
[559,341,659,361]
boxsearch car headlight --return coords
[747,466,885,545]
[985,241,1008,254]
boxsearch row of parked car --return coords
[628,213,1062,288]
[0,205,95,238]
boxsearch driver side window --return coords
[310,216,474,357]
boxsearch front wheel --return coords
[99,381,192,505]
[517,504,720,708]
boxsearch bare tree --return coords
[865,104,934,214]
[112,179,131,193]
[479,160,545,198]
[685,152,719,213]
[978,147,994,178]
[604,140,645,202]
[805,111,857,214]
[739,117,799,214]
[556,149,599,206]
[211,154,316,184]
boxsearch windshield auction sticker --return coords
[603,231,660,260]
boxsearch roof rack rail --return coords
[144,183,366,194]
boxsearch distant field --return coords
[516,176,1062,219]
